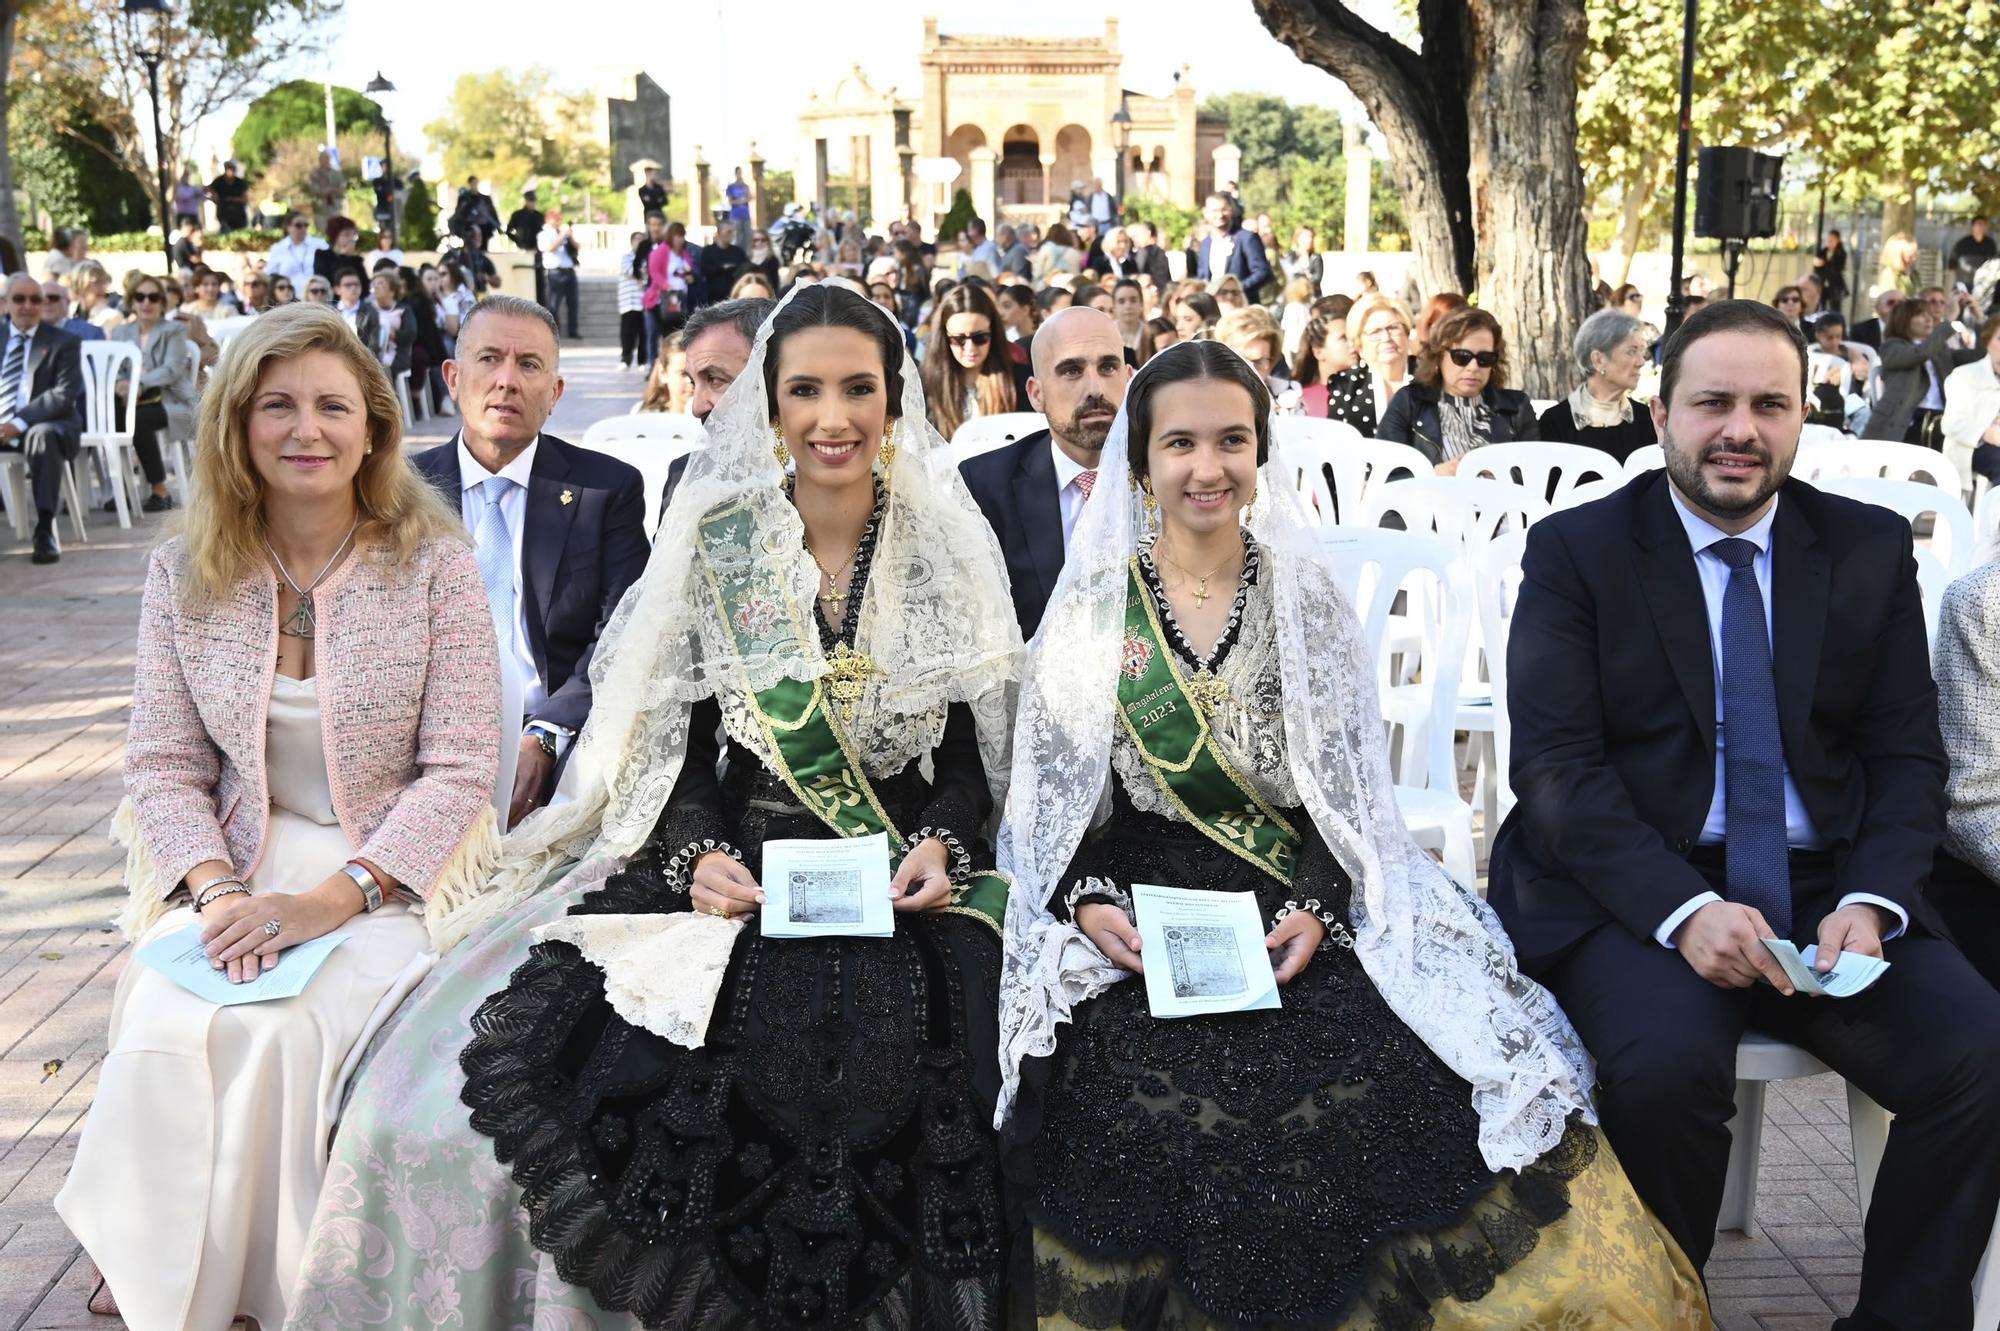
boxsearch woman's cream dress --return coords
[56,677,433,1331]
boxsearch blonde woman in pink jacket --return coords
[55,303,503,1331]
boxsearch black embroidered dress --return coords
[1010,539,1639,1331]
[460,494,1008,1330]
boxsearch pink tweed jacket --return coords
[121,532,502,921]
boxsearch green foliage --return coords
[1121,195,1201,250]
[938,188,975,244]
[9,82,152,234]
[232,81,384,177]
[85,226,287,251]
[402,176,437,244]
[422,68,606,196]
[1198,93,1344,179]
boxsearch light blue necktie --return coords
[0,331,27,421]
[1712,536,1791,935]
[471,475,516,639]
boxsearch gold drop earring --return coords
[1137,472,1158,528]
[878,428,897,484]
[771,422,791,469]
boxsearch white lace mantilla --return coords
[996,347,1598,1173]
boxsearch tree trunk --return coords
[1465,0,1595,399]
[1248,0,1473,297]
[1252,0,1594,397]
[1610,150,1663,288]
[0,3,21,263]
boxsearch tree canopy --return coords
[423,67,606,200]
[232,80,384,176]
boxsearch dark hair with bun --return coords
[1124,339,1273,479]
[761,283,905,419]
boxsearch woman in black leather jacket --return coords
[1377,304,1538,469]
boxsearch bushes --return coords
[938,188,976,245]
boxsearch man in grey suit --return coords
[0,273,83,564]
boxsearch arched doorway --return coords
[999,124,1044,207]
[946,124,987,185]
[1052,124,1094,208]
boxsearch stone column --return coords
[897,147,915,223]
[693,147,712,228]
[1342,119,1371,253]
[1040,154,1058,210]
[1211,142,1243,198]
[969,147,998,230]
[747,142,769,233]
[813,139,831,213]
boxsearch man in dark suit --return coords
[1195,192,1271,303]
[0,273,83,564]
[1489,299,2000,1329]
[1126,221,1174,293]
[416,295,648,826]
[960,307,1129,638]
[1848,289,1900,351]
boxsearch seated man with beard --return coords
[960,306,1131,638]
[659,296,774,511]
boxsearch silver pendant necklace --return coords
[267,521,358,641]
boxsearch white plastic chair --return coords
[1313,526,1477,886]
[948,412,1047,466]
[1529,398,1557,417]
[79,341,142,529]
[161,340,201,505]
[577,412,707,539]
[1272,426,1427,527]
[201,313,257,343]
[1796,437,1956,489]
[1457,441,1621,508]
[1807,349,1854,399]
[1814,475,1977,576]
[1720,1033,1890,1239]
[1467,531,1530,853]
[1623,443,1665,477]
[0,450,88,544]
[1359,476,1550,550]
[1551,475,1626,511]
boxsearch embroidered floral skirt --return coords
[1011,817,1710,1331]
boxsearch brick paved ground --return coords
[0,344,1868,1328]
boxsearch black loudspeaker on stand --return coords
[1696,147,1785,298]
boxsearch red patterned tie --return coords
[1074,469,1097,500]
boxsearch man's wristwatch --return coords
[524,724,559,761]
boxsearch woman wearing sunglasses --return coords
[1377,304,1538,471]
[919,281,1029,441]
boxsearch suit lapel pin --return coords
[560,488,574,506]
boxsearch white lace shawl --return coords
[455,284,1022,947]
[995,369,1596,1172]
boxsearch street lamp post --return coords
[122,0,173,275]
[364,71,398,237]
[1110,100,1133,218]
[1662,0,1697,339]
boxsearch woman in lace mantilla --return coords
[283,285,1022,1329]
[998,341,1709,1330]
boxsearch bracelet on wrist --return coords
[194,881,251,912]
[341,861,385,913]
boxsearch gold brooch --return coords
[559,489,574,506]
[823,642,876,720]
[1184,667,1231,716]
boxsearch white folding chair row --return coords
[1456,440,1621,509]
[78,342,142,529]
[0,453,88,544]
[163,341,201,506]
[201,313,258,342]
[948,412,1047,466]
[1313,526,1477,887]
[1814,474,1976,576]
[1796,436,1956,489]
[1467,531,1530,853]
[1623,443,1665,477]
[1272,425,1427,528]
[1358,475,1550,549]
[576,411,707,538]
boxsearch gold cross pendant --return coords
[1191,577,1212,609]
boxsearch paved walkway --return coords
[0,343,1866,1329]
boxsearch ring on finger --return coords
[706,904,729,918]
[262,919,282,938]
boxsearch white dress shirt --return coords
[265,236,323,287]
[337,300,362,334]
[457,435,549,720]
[1653,489,1908,945]
[1050,438,1096,547]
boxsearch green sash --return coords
[1116,560,1300,882]
[695,501,1007,932]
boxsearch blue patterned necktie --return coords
[472,475,516,640]
[0,330,27,421]
[1711,537,1791,936]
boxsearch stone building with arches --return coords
[794,17,1228,230]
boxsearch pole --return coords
[144,53,171,275]
[1663,0,1697,339]
[324,80,336,155]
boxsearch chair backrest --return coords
[1623,443,1666,477]
[1359,475,1549,550]
[1471,529,1531,822]
[1313,525,1470,790]
[1796,437,1956,489]
[1457,440,1621,507]
[1807,349,1854,398]
[949,411,1047,465]
[577,411,707,538]
[1814,474,1978,577]
[1272,426,1428,527]
[78,341,140,438]
[1798,422,1854,450]
[202,314,258,342]
[1552,475,1628,511]
[1530,398,1557,416]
